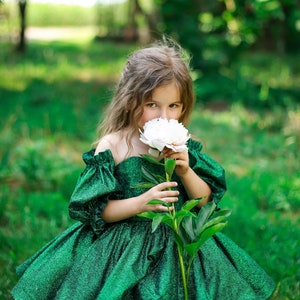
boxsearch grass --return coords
[0,38,299,300]
[190,106,300,299]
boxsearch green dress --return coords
[12,139,274,300]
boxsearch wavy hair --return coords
[95,39,195,149]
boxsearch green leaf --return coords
[184,242,199,257]
[175,210,196,228]
[197,215,229,236]
[181,215,197,241]
[147,199,165,205]
[211,208,232,219]
[207,201,217,218]
[182,199,202,212]
[173,231,184,251]
[141,165,161,184]
[132,182,156,189]
[154,174,167,182]
[137,211,158,219]
[195,201,216,233]
[185,222,228,255]
[140,164,165,184]
[160,214,174,228]
[141,154,164,166]
[177,223,193,245]
[165,158,176,179]
[152,214,165,232]
[198,222,228,245]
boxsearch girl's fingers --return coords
[157,181,178,190]
[157,204,174,212]
[162,197,178,203]
[161,190,179,197]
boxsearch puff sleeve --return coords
[68,149,119,235]
[188,139,227,204]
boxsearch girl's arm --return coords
[179,167,212,207]
[102,181,179,223]
[163,148,212,208]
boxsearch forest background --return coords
[0,0,299,299]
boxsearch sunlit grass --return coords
[0,39,299,299]
[0,40,136,91]
[190,105,300,299]
[236,52,300,89]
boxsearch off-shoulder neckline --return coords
[91,148,155,168]
[86,138,201,167]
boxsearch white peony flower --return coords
[139,118,190,157]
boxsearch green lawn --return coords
[0,38,299,299]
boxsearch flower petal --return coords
[148,148,161,157]
[140,118,190,153]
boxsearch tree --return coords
[16,0,27,52]
[134,0,160,40]
[95,0,160,42]
[160,0,208,69]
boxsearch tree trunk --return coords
[16,0,27,52]
[134,0,159,40]
[123,0,138,42]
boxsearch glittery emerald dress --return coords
[12,139,274,300]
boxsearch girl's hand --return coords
[139,181,179,213]
[163,148,190,178]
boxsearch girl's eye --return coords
[170,103,181,109]
[146,103,157,108]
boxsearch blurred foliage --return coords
[0,38,299,299]
[27,3,97,27]
[0,1,300,297]
[1,0,299,107]
[2,0,299,53]
[160,0,300,66]
[194,51,300,109]
[94,1,129,39]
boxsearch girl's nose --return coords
[160,109,168,119]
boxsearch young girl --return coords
[12,40,275,299]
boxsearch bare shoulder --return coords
[95,129,142,164]
[94,132,129,165]
[94,133,119,155]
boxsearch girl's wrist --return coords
[177,166,192,179]
[133,195,144,215]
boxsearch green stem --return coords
[177,247,189,300]
[171,212,188,299]
[164,156,188,299]
[168,191,188,299]
[187,259,193,287]
[172,214,188,299]
[166,166,177,218]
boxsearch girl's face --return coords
[138,81,183,128]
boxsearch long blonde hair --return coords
[95,39,195,148]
